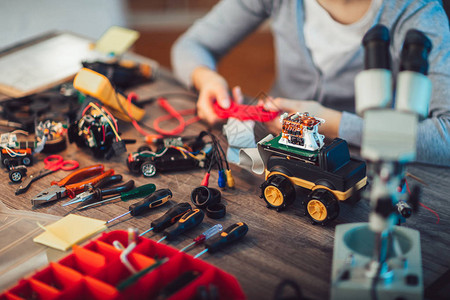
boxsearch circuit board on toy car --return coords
[260,134,319,163]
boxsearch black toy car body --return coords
[127,146,208,177]
[259,135,367,225]
[1,148,33,169]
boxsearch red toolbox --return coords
[1,230,245,300]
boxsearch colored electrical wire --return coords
[405,178,440,224]
[126,92,161,138]
[153,98,200,136]
[82,102,122,141]
[3,147,27,157]
[126,93,200,137]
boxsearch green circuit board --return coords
[261,135,319,160]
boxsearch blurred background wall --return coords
[3,0,448,98]
[1,0,127,50]
[126,0,275,97]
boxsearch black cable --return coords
[273,279,306,300]
[215,134,230,170]
[370,263,381,300]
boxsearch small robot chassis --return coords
[127,145,208,178]
[259,113,367,225]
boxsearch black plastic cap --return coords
[362,24,391,70]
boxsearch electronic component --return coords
[279,112,325,151]
[0,87,80,132]
[0,133,37,169]
[82,60,155,89]
[73,68,145,122]
[35,119,67,153]
[127,133,209,178]
[68,102,127,159]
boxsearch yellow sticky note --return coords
[94,26,140,56]
[33,214,107,251]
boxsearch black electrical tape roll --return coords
[206,203,226,219]
[191,186,221,209]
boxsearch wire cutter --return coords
[31,164,113,206]
[15,155,79,195]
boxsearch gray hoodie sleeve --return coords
[340,1,450,166]
[171,0,272,86]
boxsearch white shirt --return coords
[304,0,382,74]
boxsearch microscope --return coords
[331,25,432,300]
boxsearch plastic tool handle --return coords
[51,164,104,187]
[205,222,248,254]
[96,180,135,197]
[164,209,205,241]
[151,202,192,233]
[157,270,200,299]
[129,188,172,216]
[66,169,115,198]
[194,224,223,244]
[94,174,123,189]
[120,183,157,201]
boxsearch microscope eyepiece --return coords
[400,29,433,75]
[362,24,391,70]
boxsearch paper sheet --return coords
[0,33,107,97]
[94,26,140,55]
[33,214,107,251]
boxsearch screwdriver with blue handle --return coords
[194,222,248,258]
[106,188,172,224]
[139,202,192,236]
[157,209,205,243]
[75,183,157,211]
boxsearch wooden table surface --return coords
[1,70,449,300]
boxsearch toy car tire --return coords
[137,146,152,152]
[3,158,9,167]
[261,174,295,210]
[305,189,340,225]
[127,160,141,174]
[22,156,32,166]
[141,162,156,177]
[9,170,23,182]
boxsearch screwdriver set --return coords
[0,230,245,300]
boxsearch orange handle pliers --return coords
[31,164,114,206]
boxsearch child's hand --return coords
[192,67,243,125]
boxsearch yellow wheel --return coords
[260,174,295,210]
[264,185,284,207]
[304,189,339,225]
[307,200,327,221]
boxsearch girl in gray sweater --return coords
[171,0,450,165]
